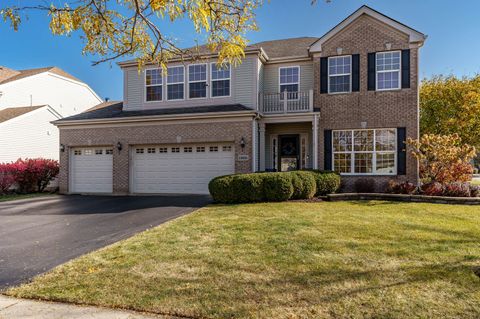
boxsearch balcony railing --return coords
[259,90,313,114]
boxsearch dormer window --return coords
[167,66,185,100]
[145,69,162,102]
[211,63,230,97]
[328,55,351,94]
[376,51,401,90]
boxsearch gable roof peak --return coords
[309,5,427,53]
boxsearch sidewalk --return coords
[0,295,168,319]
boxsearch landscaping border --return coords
[326,193,480,205]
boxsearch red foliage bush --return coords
[421,182,444,196]
[387,180,417,194]
[8,158,59,193]
[443,182,471,197]
[0,163,15,194]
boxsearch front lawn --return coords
[6,201,480,318]
[0,193,53,202]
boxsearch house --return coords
[53,6,426,195]
[0,66,103,162]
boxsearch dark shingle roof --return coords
[0,66,83,85]
[56,102,254,122]
[0,105,46,124]
[248,37,319,59]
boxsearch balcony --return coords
[259,90,313,114]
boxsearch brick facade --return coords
[58,118,253,194]
[314,15,420,191]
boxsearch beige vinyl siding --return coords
[123,55,258,111]
[263,61,314,94]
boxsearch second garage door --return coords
[131,143,235,194]
[70,147,113,193]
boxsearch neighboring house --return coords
[0,66,103,162]
[53,5,426,195]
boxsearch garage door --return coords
[70,147,113,193]
[132,143,235,194]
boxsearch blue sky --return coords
[1,0,479,101]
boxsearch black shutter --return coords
[324,130,333,171]
[367,52,376,91]
[397,127,407,175]
[320,57,328,94]
[401,49,411,89]
[352,54,360,92]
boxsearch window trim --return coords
[187,63,208,100]
[332,128,397,176]
[210,62,231,98]
[278,66,300,101]
[327,55,352,94]
[144,68,163,103]
[375,50,402,92]
[166,65,185,101]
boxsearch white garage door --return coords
[132,143,235,194]
[70,147,113,193]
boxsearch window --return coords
[74,150,81,155]
[184,147,193,153]
[145,69,162,101]
[167,66,184,100]
[159,147,168,153]
[106,149,113,155]
[328,56,351,93]
[171,147,180,153]
[332,129,396,175]
[196,146,205,153]
[95,149,103,155]
[222,145,232,152]
[211,63,230,97]
[147,148,156,154]
[279,67,299,100]
[209,146,218,152]
[136,148,144,154]
[376,51,401,90]
[188,64,207,99]
[84,150,93,155]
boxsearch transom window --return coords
[279,67,299,100]
[376,51,401,90]
[211,63,230,97]
[167,66,185,100]
[332,128,396,175]
[328,56,351,93]
[188,64,207,99]
[145,69,162,102]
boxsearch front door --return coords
[278,135,299,171]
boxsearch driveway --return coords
[0,195,210,289]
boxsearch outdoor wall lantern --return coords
[240,137,246,149]
[117,142,123,151]
[59,144,65,152]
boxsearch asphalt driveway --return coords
[0,194,210,289]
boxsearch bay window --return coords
[376,51,401,90]
[328,55,351,93]
[145,69,162,102]
[167,66,184,100]
[211,63,230,97]
[333,128,396,175]
[188,64,207,99]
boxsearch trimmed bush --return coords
[231,173,265,203]
[290,171,317,199]
[209,174,237,203]
[421,182,444,196]
[263,173,294,202]
[310,170,341,196]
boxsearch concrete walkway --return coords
[0,295,168,319]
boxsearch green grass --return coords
[6,201,480,318]
[0,193,54,202]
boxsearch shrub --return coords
[421,182,444,196]
[10,158,60,193]
[230,173,265,203]
[209,174,236,203]
[263,173,294,202]
[0,163,15,194]
[310,170,341,196]
[470,184,480,197]
[290,171,316,199]
[354,178,376,193]
[443,182,471,197]
[387,180,417,194]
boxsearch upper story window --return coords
[328,55,351,93]
[167,66,184,100]
[145,69,162,102]
[332,128,396,175]
[376,51,401,90]
[211,63,230,97]
[279,67,299,100]
[188,64,207,99]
